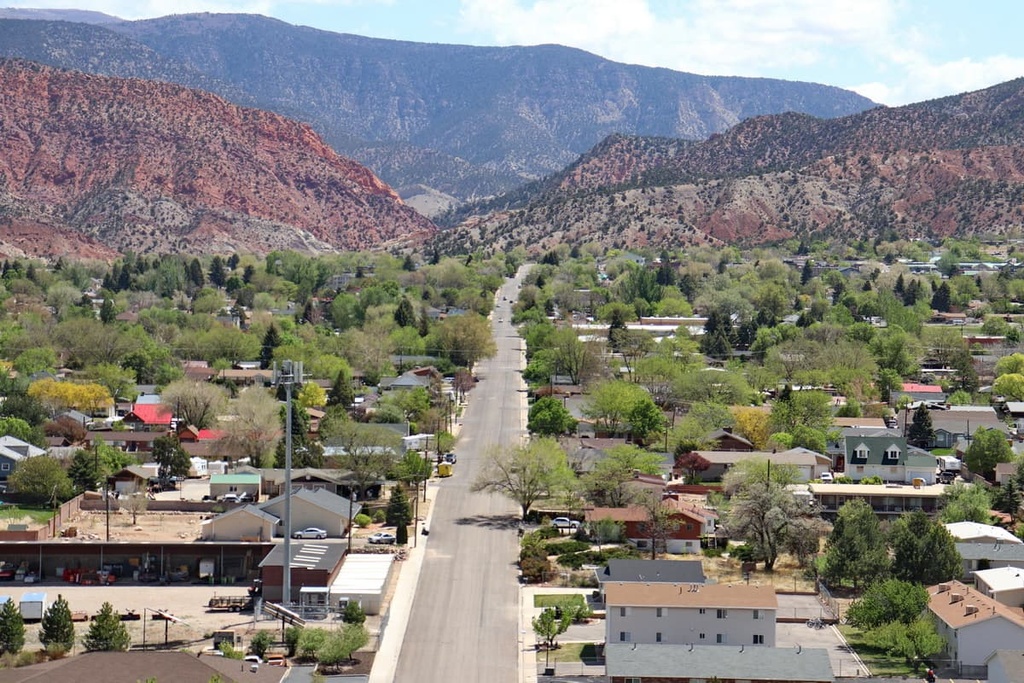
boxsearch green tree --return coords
[297,382,328,410]
[906,404,935,448]
[385,484,412,528]
[939,482,992,524]
[297,627,328,660]
[582,380,650,437]
[627,395,665,444]
[993,373,1024,401]
[964,427,1013,478]
[846,579,929,629]
[865,618,944,671]
[724,461,811,571]
[275,403,325,469]
[161,380,228,430]
[472,438,573,520]
[434,313,496,370]
[260,324,281,370]
[249,631,273,658]
[930,281,952,312]
[0,596,25,655]
[99,298,117,324]
[152,434,190,481]
[889,511,961,585]
[582,444,665,507]
[527,397,577,436]
[342,601,366,625]
[328,367,355,408]
[769,390,833,434]
[0,416,45,448]
[83,601,131,651]
[823,499,890,588]
[394,297,417,328]
[39,594,75,653]
[318,623,369,665]
[532,607,573,651]
[8,456,74,505]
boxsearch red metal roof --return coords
[126,404,173,426]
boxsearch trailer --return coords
[937,455,961,473]
[207,595,253,612]
[19,592,46,621]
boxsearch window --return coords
[752,609,760,620]
[698,608,706,615]
[699,633,706,640]
[656,632,662,643]
[619,631,631,642]
[656,607,663,618]
[753,634,764,645]
[716,609,728,619]
[885,447,900,460]
[0,463,8,471]
[716,633,726,644]
[619,607,627,617]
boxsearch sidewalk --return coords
[367,479,441,683]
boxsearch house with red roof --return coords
[585,497,716,554]
[122,404,173,432]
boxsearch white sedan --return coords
[368,532,397,545]
[292,527,327,539]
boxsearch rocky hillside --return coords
[437,79,1024,253]
[0,13,876,210]
[0,59,433,258]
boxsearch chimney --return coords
[937,583,951,594]
[965,605,979,617]
[950,593,964,604]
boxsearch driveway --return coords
[775,592,832,621]
[776,622,868,678]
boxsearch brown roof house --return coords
[927,580,1024,673]
[586,498,716,555]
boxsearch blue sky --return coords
[9,0,1024,106]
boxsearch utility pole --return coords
[276,360,301,606]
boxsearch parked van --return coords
[819,472,834,483]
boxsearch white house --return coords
[928,581,1024,672]
[604,582,777,648]
[974,566,1024,607]
[957,542,1024,581]
[946,521,1023,545]
[986,649,1024,683]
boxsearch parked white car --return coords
[292,527,327,539]
[368,532,397,545]
[550,517,581,530]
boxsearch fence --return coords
[0,492,84,542]
[817,579,840,620]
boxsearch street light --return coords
[274,360,302,606]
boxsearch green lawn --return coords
[0,505,56,525]
[837,625,919,678]
[535,642,601,664]
[534,594,587,609]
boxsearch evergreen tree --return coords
[243,264,256,284]
[889,511,961,585]
[894,273,905,297]
[823,500,889,588]
[394,297,416,328]
[906,404,935,448]
[259,324,281,370]
[68,448,104,492]
[153,435,191,481]
[396,523,409,546]
[209,255,227,288]
[328,369,355,408]
[385,484,412,528]
[401,254,416,271]
[0,596,25,655]
[931,281,952,312]
[800,260,813,285]
[99,298,116,324]
[39,594,75,652]
[227,253,240,270]
[274,403,324,468]
[418,307,430,338]
[187,258,205,288]
[117,265,132,291]
[342,601,366,625]
[84,601,130,651]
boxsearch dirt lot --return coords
[62,510,207,541]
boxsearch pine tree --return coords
[931,281,952,312]
[84,602,130,651]
[0,596,25,654]
[227,253,240,270]
[394,297,416,328]
[99,298,116,324]
[800,260,813,285]
[328,369,355,408]
[209,255,227,288]
[39,594,75,653]
[386,484,412,528]
[260,324,281,370]
[907,404,935,448]
[401,254,416,272]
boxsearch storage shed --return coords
[328,553,396,615]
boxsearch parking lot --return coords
[776,621,867,678]
[775,592,831,621]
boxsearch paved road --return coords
[393,272,527,683]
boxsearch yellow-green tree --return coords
[297,382,327,410]
[27,378,113,416]
[731,406,772,450]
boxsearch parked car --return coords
[443,452,457,464]
[220,494,241,504]
[292,527,327,540]
[550,517,581,530]
[368,532,397,545]
[819,472,834,483]
[238,492,254,503]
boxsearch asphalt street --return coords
[392,271,527,682]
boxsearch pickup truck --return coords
[208,595,253,612]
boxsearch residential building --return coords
[0,437,45,487]
[843,435,936,484]
[705,428,754,452]
[585,497,715,554]
[0,650,287,683]
[604,582,777,647]
[691,448,831,482]
[121,404,173,431]
[974,566,1024,607]
[809,482,945,519]
[595,558,705,599]
[259,487,360,539]
[200,504,279,542]
[605,643,834,683]
[946,521,1022,545]
[827,426,900,470]
[986,649,1024,683]
[925,406,1008,449]
[957,542,1024,581]
[927,580,1024,671]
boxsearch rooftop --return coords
[604,582,777,609]
[928,580,1024,630]
[604,643,833,682]
[974,566,1024,592]
[0,650,285,683]
[597,559,706,584]
[809,482,947,497]
[956,542,1024,561]
[259,542,346,572]
[946,521,1022,544]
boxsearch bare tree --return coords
[121,484,148,525]
[472,438,573,520]
[161,380,229,430]
[635,491,680,560]
[221,387,281,467]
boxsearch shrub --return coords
[835,475,854,484]
[534,526,561,540]
[218,642,244,659]
[520,556,551,583]
[543,540,591,556]
[860,475,883,485]
[372,509,386,524]
[342,601,366,625]
[556,547,641,569]
[730,544,760,562]
[702,546,724,558]
[284,626,302,657]
[15,651,37,667]
[249,631,273,658]
[297,628,328,661]
[353,514,372,528]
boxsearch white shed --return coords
[329,553,395,615]
[189,457,208,477]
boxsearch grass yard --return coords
[535,642,601,664]
[0,505,55,526]
[837,625,918,678]
[534,594,587,609]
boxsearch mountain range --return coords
[437,78,1024,254]
[0,11,876,214]
[0,59,433,258]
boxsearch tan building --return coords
[928,581,1024,672]
[259,487,360,539]
[604,582,777,648]
[200,505,278,542]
